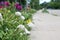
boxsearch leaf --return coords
[0,31,4,38]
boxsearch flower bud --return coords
[20,16,25,20]
[15,12,21,16]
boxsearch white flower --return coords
[20,16,25,20]
[17,24,30,34]
[25,28,30,34]
[15,12,21,16]
[27,22,34,27]
[17,24,25,30]
[0,13,3,21]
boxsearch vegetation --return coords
[39,0,60,9]
[30,0,40,10]
[0,1,36,40]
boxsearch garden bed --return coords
[0,1,36,40]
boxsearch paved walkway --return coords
[30,10,60,40]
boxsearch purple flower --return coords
[16,5,22,10]
[15,2,22,10]
[0,1,4,5]
[4,1,10,6]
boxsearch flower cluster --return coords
[0,1,10,7]
[0,1,22,10]
[0,11,32,40]
[0,1,36,40]
[15,12,25,20]
[17,24,30,34]
[15,11,34,34]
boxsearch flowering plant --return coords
[0,1,36,40]
[15,2,22,10]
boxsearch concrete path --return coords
[30,10,60,40]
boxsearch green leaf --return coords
[0,31,4,38]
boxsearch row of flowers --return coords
[0,1,22,10]
[0,11,34,34]
[0,1,36,40]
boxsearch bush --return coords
[40,2,60,9]
[49,2,60,9]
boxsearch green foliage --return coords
[17,0,26,7]
[30,0,40,10]
[51,0,60,2]
[40,0,60,9]
[22,9,36,20]
[0,8,29,40]
[0,2,36,40]
[49,2,60,9]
